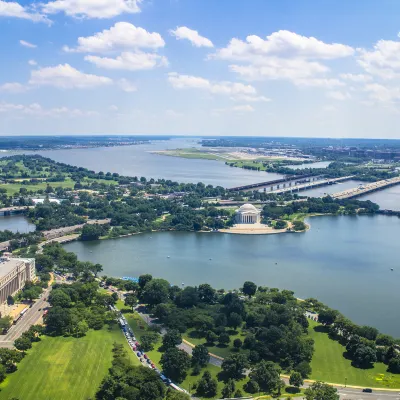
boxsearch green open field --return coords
[0,324,139,400]
[309,319,400,388]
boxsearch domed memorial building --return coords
[235,203,261,224]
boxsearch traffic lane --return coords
[338,389,400,400]
[3,288,51,343]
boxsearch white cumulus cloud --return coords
[29,64,113,89]
[0,0,48,22]
[41,0,142,19]
[168,72,256,96]
[28,60,37,66]
[85,52,168,71]
[339,73,372,83]
[326,91,351,101]
[118,78,137,92]
[0,82,27,93]
[64,22,165,53]
[170,26,213,48]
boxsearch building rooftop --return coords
[237,203,260,213]
[0,258,31,279]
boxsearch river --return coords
[0,215,35,233]
[64,214,400,336]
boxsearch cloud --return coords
[41,0,142,19]
[229,58,329,82]
[213,30,352,88]
[28,59,37,66]
[85,52,168,71]
[109,105,118,111]
[170,26,213,48]
[118,78,137,92]
[214,30,354,61]
[64,22,164,53]
[357,38,400,80]
[364,83,400,103]
[0,0,48,22]
[294,78,345,88]
[0,101,98,117]
[29,64,113,89]
[0,82,27,93]
[168,72,256,95]
[339,73,372,83]
[212,104,255,115]
[20,40,37,48]
[326,90,351,101]
[230,94,271,102]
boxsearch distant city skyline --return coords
[1,0,400,138]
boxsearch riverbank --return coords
[218,222,299,235]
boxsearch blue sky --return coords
[1,0,400,138]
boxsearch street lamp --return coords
[345,377,347,388]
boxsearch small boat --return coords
[391,268,394,271]
[167,256,170,258]
[209,258,212,260]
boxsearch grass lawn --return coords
[0,179,76,195]
[309,319,400,388]
[183,328,248,359]
[0,324,139,400]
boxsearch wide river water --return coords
[65,215,400,336]
[0,215,35,233]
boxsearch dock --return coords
[331,176,400,200]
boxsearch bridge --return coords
[227,173,318,192]
[331,176,400,200]
[268,175,355,195]
[0,206,32,216]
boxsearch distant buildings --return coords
[0,257,36,304]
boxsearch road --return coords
[0,287,51,348]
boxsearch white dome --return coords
[238,203,259,213]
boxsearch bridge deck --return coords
[332,176,400,200]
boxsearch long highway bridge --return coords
[331,176,400,200]
[269,175,355,195]
[227,173,318,192]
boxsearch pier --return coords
[268,175,355,195]
[331,176,400,200]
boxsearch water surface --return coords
[64,215,400,336]
[0,215,35,233]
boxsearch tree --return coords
[0,316,12,332]
[233,338,242,350]
[192,344,210,367]
[0,364,6,384]
[293,220,306,231]
[228,312,242,330]
[289,371,303,391]
[353,344,376,368]
[304,381,339,400]
[249,360,281,393]
[318,309,338,325]
[160,348,191,383]
[295,361,312,378]
[74,320,89,337]
[48,289,71,308]
[221,379,235,399]
[221,354,249,379]
[80,224,106,241]
[124,294,137,311]
[140,332,160,352]
[7,295,14,306]
[196,370,218,397]
[218,332,230,346]
[275,220,288,229]
[388,356,400,373]
[357,325,379,341]
[206,331,218,345]
[162,329,182,350]
[244,380,260,394]
[166,390,190,400]
[198,283,216,304]
[14,337,32,352]
[142,279,170,305]
[242,281,257,298]
[234,389,243,398]
[139,274,152,289]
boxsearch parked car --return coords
[362,388,372,393]
[136,352,141,357]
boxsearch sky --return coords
[1,0,400,138]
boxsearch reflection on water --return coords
[65,215,400,336]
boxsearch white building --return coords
[235,204,261,224]
[0,257,36,304]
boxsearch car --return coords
[136,352,141,357]
[38,308,41,311]
[151,363,155,368]
[362,388,372,393]
[146,359,151,364]
[143,354,148,359]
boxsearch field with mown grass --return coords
[309,319,400,388]
[0,324,139,400]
